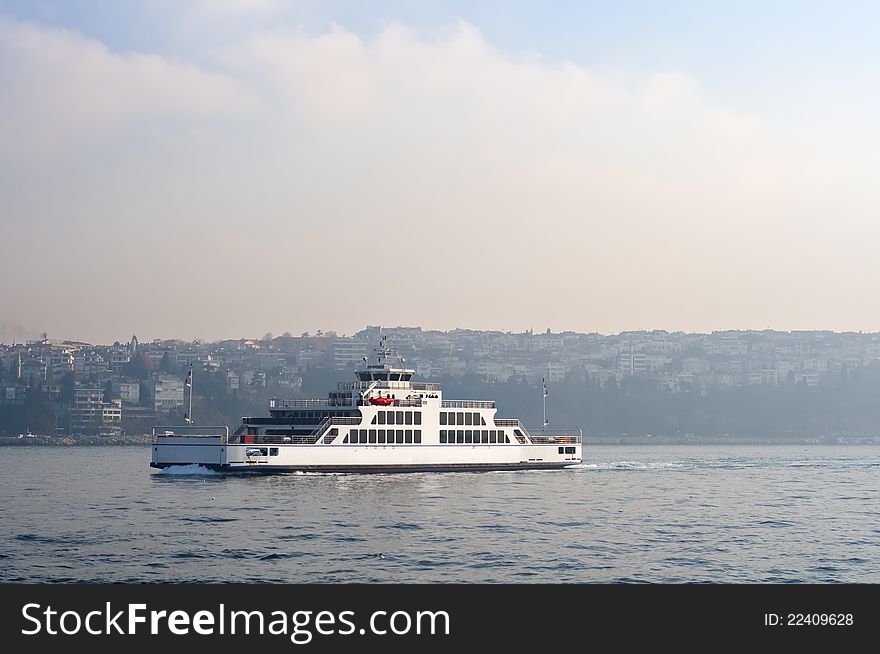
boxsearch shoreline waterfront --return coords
[2,435,879,447]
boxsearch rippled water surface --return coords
[1,444,878,582]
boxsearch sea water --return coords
[1,444,878,583]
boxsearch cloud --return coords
[0,17,258,162]
[195,0,281,15]
[1,17,875,340]
[220,20,818,232]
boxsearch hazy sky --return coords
[2,1,880,343]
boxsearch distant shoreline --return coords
[2,434,878,447]
[0,435,153,446]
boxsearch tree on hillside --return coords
[60,372,75,403]
[124,353,151,380]
[159,351,176,374]
[103,380,115,402]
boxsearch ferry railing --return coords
[493,419,530,443]
[337,381,442,392]
[244,435,320,445]
[441,400,496,409]
[232,417,363,446]
[315,416,361,444]
[269,398,346,409]
[308,417,332,439]
[493,419,525,429]
[152,425,229,444]
[526,429,583,445]
[493,420,583,444]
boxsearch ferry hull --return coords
[151,438,582,474]
[150,460,576,473]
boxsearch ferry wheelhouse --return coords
[151,340,582,472]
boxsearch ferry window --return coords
[481,416,487,425]
[342,435,349,444]
[330,428,338,436]
[390,373,400,381]
[440,412,447,426]
[565,447,576,454]
[558,447,565,454]
[378,429,386,444]
[482,431,489,443]
[360,429,367,443]
[378,411,386,425]
[396,411,403,424]
[440,430,447,444]
[405,429,413,443]
[270,448,279,456]
[371,415,377,424]
[368,429,377,443]
[490,431,497,443]
[414,412,421,425]
[457,430,464,443]
[414,430,421,443]
[504,435,510,443]
[465,412,473,425]
[396,430,404,444]
[497,431,504,442]
[472,412,479,425]
[465,430,473,443]
[405,411,412,425]
[457,412,464,425]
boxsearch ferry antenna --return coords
[542,377,549,431]
[184,363,193,424]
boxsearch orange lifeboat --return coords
[369,396,394,406]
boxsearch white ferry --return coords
[151,339,582,473]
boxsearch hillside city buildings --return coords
[3,326,880,436]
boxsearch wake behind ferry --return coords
[151,339,582,473]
